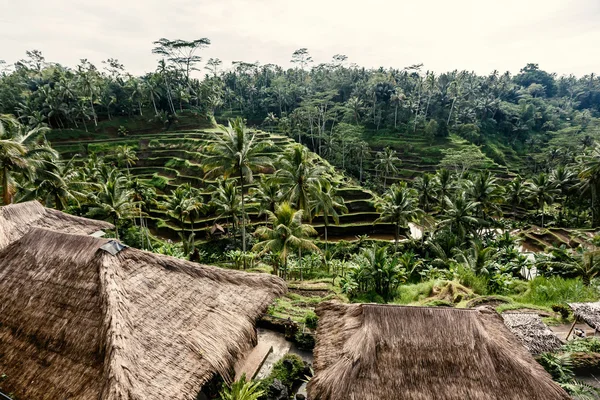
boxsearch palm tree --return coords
[551,166,578,225]
[439,192,481,240]
[375,147,400,190]
[250,175,281,222]
[456,240,498,276]
[161,185,194,234]
[276,144,325,218]
[0,114,56,204]
[465,170,503,220]
[18,157,95,210]
[579,143,600,227]
[353,140,371,184]
[527,173,559,228]
[376,182,422,251]
[88,170,136,239]
[209,178,242,239]
[253,202,319,278]
[359,244,404,302]
[413,173,436,212]
[129,178,157,250]
[311,181,348,250]
[433,168,454,210]
[204,117,272,259]
[114,145,138,175]
[505,175,527,215]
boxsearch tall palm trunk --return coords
[2,167,11,205]
[447,97,457,125]
[592,183,600,227]
[240,170,247,268]
[90,97,98,127]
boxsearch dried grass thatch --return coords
[569,302,600,331]
[502,312,563,355]
[307,302,570,400]
[0,228,286,400]
[0,201,114,250]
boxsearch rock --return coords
[296,394,306,400]
[267,379,289,400]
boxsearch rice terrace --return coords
[2,1,600,398]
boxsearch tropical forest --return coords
[2,37,600,399]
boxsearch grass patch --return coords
[394,280,437,304]
[512,277,599,307]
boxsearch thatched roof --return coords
[0,228,286,400]
[502,312,563,355]
[0,201,114,250]
[569,302,600,331]
[307,302,570,400]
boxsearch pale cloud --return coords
[2,0,599,76]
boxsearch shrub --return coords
[148,174,169,190]
[261,354,306,392]
[561,338,600,354]
[303,311,318,330]
[551,304,571,320]
[166,158,190,168]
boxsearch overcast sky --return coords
[2,0,599,77]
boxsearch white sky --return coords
[2,0,599,76]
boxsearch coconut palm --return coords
[413,173,436,212]
[204,117,273,258]
[527,173,559,228]
[209,178,242,239]
[161,185,194,235]
[311,180,348,250]
[18,156,96,210]
[376,182,423,251]
[433,168,455,210]
[579,143,600,227]
[439,192,481,239]
[276,144,326,218]
[465,170,503,219]
[250,175,281,222]
[505,175,527,215]
[253,202,319,278]
[374,147,400,190]
[129,177,157,250]
[114,145,138,175]
[0,114,56,205]
[88,169,136,239]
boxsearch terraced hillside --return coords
[50,127,397,243]
[365,133,515,182]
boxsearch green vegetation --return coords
[2,42,600,397]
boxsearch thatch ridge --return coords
[307,302,570,400]
[0,228,286,400]
[502,312,563,355]
[569,302,600,331]
[0,201,114,250]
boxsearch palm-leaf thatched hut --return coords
[307,302,570,400]
[0,201,113,250]
[0,228,286,400]
[502,312,563,355]
[569,302,600,331]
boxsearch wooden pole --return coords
[565,318,578,341]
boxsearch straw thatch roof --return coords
[307,302,570,400]
[502,312,563,355]
[0,228,286,400]
[0,201,114,250]
[569,302,600,331]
